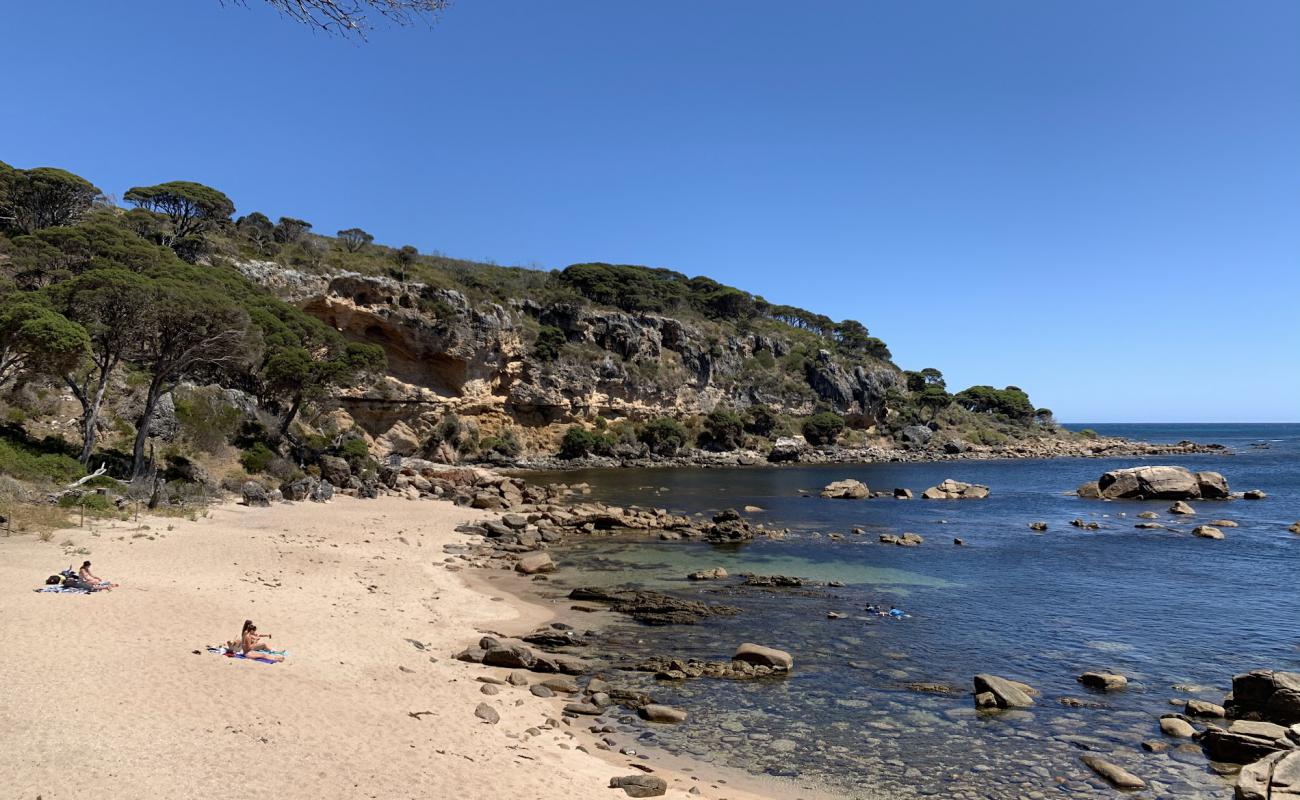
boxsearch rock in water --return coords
[1159,716,1195,738]
[1080,755,1146,790]
[1186,699,1227,718]
[687,567,728,580]
[1244,489,1267,499]
[1193,525,1225,539]
[921,479,990,500]
[820,479,870,499]
[733,643,794,670]
[1289,522,1300,534]
[1169,500,1196,515]
[473,703,499,724]
[894,487,913,499]
[1078,672,1128,692]
[514,552,555,574]
[972,674,1035,708]
[1095,465,1203,500]
[639,704,688,723]
[1236,750,1300,800]
[1029,521,1048,531]
[609,775,668,797]
[1196,470,1231,498]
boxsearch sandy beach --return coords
[0,495,794,800]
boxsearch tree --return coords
[55,269,155,464]
[697,409,745,451]
[953,385,1035,422]
[802,412,845,446]
[236,212,277,255]
[638,417,688,456]
[916,385,953,420]
[559,426,614,460]
[392,244,418,281]
[244,0,451,36]
[1034,407,1056,427]
[274,217,312,244]
[0,166,102,233]
[128,280,253,478]
[262,340,385,436]
[123,181,235,246]
[0,299,89,389]
[337,227,373,252]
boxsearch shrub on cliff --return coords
[638,417,689,456]
[559,426,614,459]
[481,428,522,458]
[697,409,745,451]
[802,412,845,446]
[743,405,780,438]
[532,325,566,362]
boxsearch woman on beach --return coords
[78,561,117,590]
[235,620,283,662]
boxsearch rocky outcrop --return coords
[1227,670,1300,725]
[922,479,989,500]
[1237,750,1300,800]
[1084,465,1231,500]
[567,587,740,626]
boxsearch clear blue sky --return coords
[5,1,1298,422]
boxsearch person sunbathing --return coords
[79,561,118,590]
[236,620,284,662]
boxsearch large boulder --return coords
[768,436,810,463]
[241,481,270,507]
[1202,722,1294,763]
[1093,466,1207,500]
[1237,750,1300,800]
[514,552,555,575]
[973,674,1035,709]
[639,704,688,723]
[318,455,352,486]
[1197,471,1231,499]
[922,479,989,500]
[733,643,794,671]
[1228,670,1300,725]
[820,479,870,499]
[900,425,933,448]
[481,645,537,669]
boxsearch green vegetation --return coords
[638,417,689,456]
[0,430,84,484]
[697,409,745,451]
[559,426,614,459]
[953,385,1035,422]
[802,412,845,446]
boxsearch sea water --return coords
[528,424,1300,799]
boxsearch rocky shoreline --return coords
[508,434,1226,472]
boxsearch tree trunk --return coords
[278,394,303,438]
[130,374,168,480]
[69,358,116,466]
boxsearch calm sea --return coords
[528,423,1300,799]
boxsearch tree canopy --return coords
[0,165,102,234]
[123,181,235,246]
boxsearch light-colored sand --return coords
[0,496,792,800]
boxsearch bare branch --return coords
[224,0,451,37]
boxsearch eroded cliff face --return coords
[231,261,899,449]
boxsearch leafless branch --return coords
[224,0,451,37]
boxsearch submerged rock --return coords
[1080,755,1146,790]
[687,567,728,581]
[567,587,740,625]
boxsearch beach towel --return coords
[206,645,286,664]
[34,586,91,594]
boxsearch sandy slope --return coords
[0,495,800,800]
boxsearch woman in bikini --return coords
[234,620,283,662]
[78,561,118,590]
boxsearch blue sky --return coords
[4,1,1297,422]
